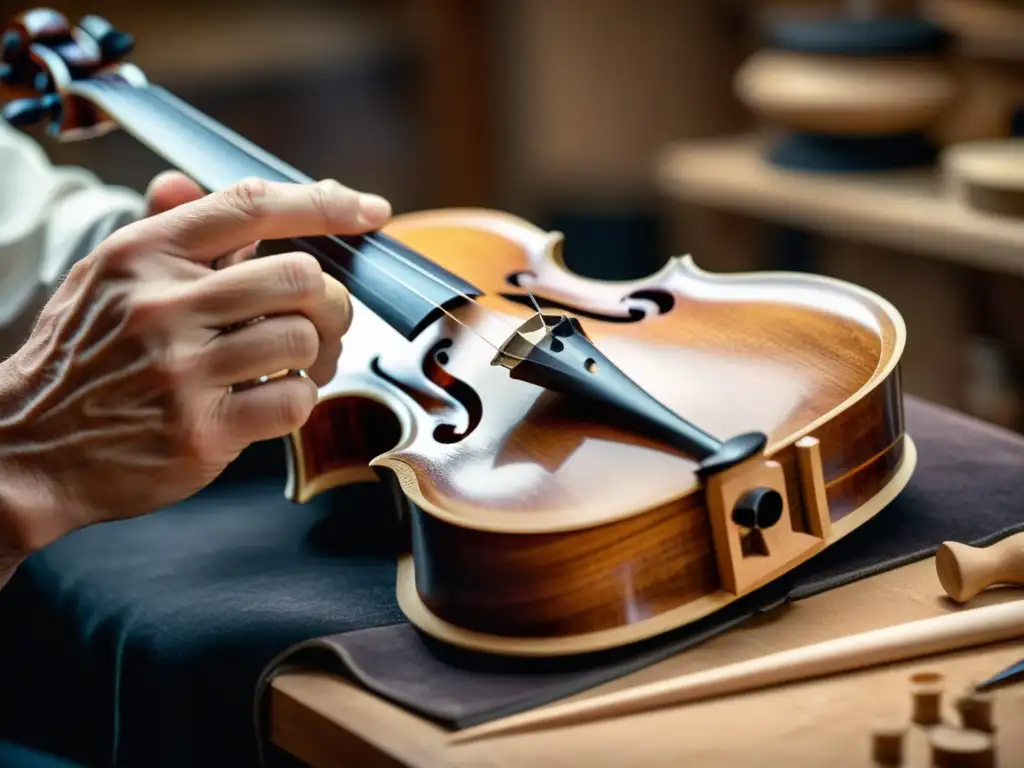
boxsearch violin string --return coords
[524,286,549,329]
[322,235,532,362]
[290,234,512,358]
[139,80,497,332]
[302,238,515,357]
[327,228,537,355]
[315,223,544,359]
[123,82,529,359]
[138,81,531,340]
[356,230,526,336]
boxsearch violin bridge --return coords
[489,313,558,371]
[704,436,832,596]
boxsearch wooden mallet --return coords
[936,531,1024,604]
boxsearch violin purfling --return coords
[1,8,917,657]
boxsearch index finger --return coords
[146,177,392,262]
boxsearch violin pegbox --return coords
[1,8,142,140]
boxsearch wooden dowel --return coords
[448,600,1024,744]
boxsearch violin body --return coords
[284,207,913,655]
[2,8,916,657]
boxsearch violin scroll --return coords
[1,8,141,139]
[0,8,66,92]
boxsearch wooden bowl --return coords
[735,49,957,135]
[943,138,1024,217]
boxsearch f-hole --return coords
[501,271,675,323]
[423,340,484,443]
[370,339,483,445]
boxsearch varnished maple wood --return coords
[286,206,913,651]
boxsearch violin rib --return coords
[2,10,916,657]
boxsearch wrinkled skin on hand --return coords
[0,172,392,555]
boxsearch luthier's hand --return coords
[0,172,391,557]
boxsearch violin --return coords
[0,9,916,657]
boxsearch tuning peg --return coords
[77,15,133,63]
[1,30,19,85]
[1,30,20,56]
[2,92,60,127]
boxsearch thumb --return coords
[145,171,206,217]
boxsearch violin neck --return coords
[65,74,482,341]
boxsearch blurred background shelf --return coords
[657,133,1024,277]
[923,0,1024,61]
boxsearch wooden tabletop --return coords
[655,133,1024,277]
[268,555,1024,767]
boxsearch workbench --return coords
[267,556,1023,767]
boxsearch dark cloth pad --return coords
[0,472,405,768]
[2,397,1023,768]
[0,741,84,768]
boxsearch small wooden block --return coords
[928,725,995,768]
[705,456,822,596]
[956,689,995,734]
[795,436,831,538]
[910,671,944,726]
[871,719,906,766]
[944,139,1024,219]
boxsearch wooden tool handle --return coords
[936,532,1024,604]
[449,599,1024,743]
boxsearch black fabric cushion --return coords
[765,17,949,56]
[1,397,1023,768]
[0,741,83,768]
[0,444,404,768]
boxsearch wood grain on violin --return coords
[315,212,915,653]
[1,8,918,656]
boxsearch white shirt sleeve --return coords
[0,122,146,359]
